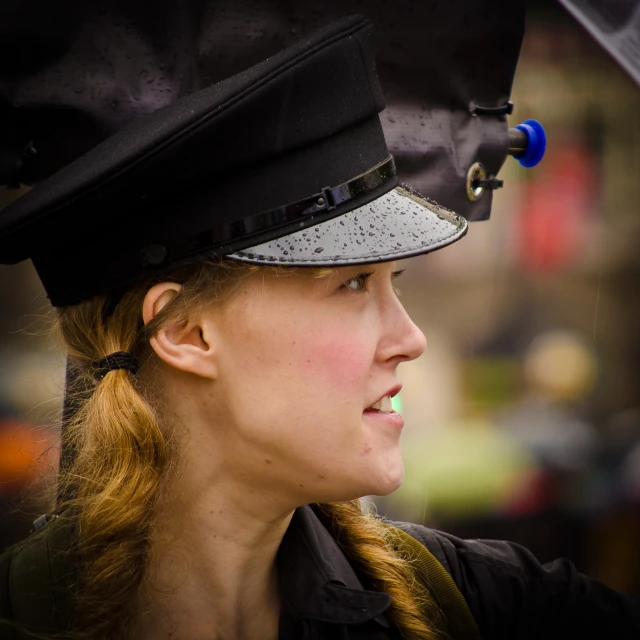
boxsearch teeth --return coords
[370,395,393,412]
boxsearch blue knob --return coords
[513,119,546,168]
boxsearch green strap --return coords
[384,524,482,640]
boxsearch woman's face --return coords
[200,261,426,505]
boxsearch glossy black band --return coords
[157,155,397,265]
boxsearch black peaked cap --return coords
[0,15,466,306]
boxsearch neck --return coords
[134,447,295,640]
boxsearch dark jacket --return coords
[2,505,639,639]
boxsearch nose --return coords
[377,294,427,364]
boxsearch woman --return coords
[0,15,638,640]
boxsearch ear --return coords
[142,282,220,380]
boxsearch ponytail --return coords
[56,291,172,639]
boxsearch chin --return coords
[362,461,405,498]
[368,477,404,498]
[310,470,404,504]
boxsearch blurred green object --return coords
[393,420,535,519]
[392,392,403,415]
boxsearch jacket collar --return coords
[277,504,391,627]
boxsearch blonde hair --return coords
[49,261,441,639]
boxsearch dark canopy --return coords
[0,0,525,221]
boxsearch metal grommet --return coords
[466,162,487,201]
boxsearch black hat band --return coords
[164,155,397,266]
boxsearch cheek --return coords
[297,332,372,393]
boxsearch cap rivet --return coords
[141,244,168,266]
[466,162,487,201]
[317,197,326,206]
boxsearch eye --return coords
[341,271,374,292]
[391,268,406,296]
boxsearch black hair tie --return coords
[92,352,139,380]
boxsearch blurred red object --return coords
[0,418,56,494]
[499,467,559,515]
[517,141,596,272]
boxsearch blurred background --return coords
[1,0,639,596]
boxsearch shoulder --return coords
[1,525,47,621]
[391,520,640,640]
[0,514,77,632]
